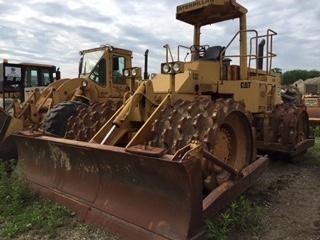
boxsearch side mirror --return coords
[56,67,61,80]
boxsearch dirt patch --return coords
[241,157,320,240]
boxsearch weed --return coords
[0,162,71,239]
[304,138,320,165]
[206,196,263,240]
[207,211,234,240]
[232,196,263,233]
[312,127,320,138]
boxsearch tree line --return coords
[281,69,320,85]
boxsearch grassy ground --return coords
[0,164,69,239]
[0,163,116,240]
[206,196,263,240]
[303,138,320,164]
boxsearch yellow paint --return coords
[49,144,72,171]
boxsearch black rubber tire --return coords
[41,101,87,137]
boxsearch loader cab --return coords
[22,63,58,99]
[79,45,132,89]
[0,60,57,109]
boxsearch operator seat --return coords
[202,46,225,61]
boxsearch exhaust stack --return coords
[257,39,265,70]
[144,49,149,80]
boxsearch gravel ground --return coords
[237,154,320,240]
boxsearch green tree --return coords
[282,69,320,85]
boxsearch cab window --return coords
[89,58,106,86]
[112,56,126,84]
[25,69,39,87]
[81,50,104,75]
[31,70,39,86]
[41,69,52,86]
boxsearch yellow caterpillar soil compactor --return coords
[14,0,314,239]
[0,45,135,159]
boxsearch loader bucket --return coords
[0,108,11,142]
[0,108,22,160]
[15,134,205,240]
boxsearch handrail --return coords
[220,29,258,81]
[177,45,191,62]
[220,28,277,80]
[163,44,174,63]
[163,28,278,81]
[249,29,277,74]
[267,29,277,73]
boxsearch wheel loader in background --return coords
[0,45,136,159]
[0,59,59,110]
[13,0,314,240]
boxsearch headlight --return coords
[82,80,88,87]
[124,69,130,77]
[132,68,137,76]
[162,64,171,73]
[173,63,181,72]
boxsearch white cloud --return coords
[0,0,319,78]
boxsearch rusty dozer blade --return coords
[14,132,268,240]
[15,134,204,240]
[0,108,23,160]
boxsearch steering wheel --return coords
[190,45,206,57]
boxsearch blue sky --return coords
[0,0,319,78]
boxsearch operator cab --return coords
[79,45,132,87]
